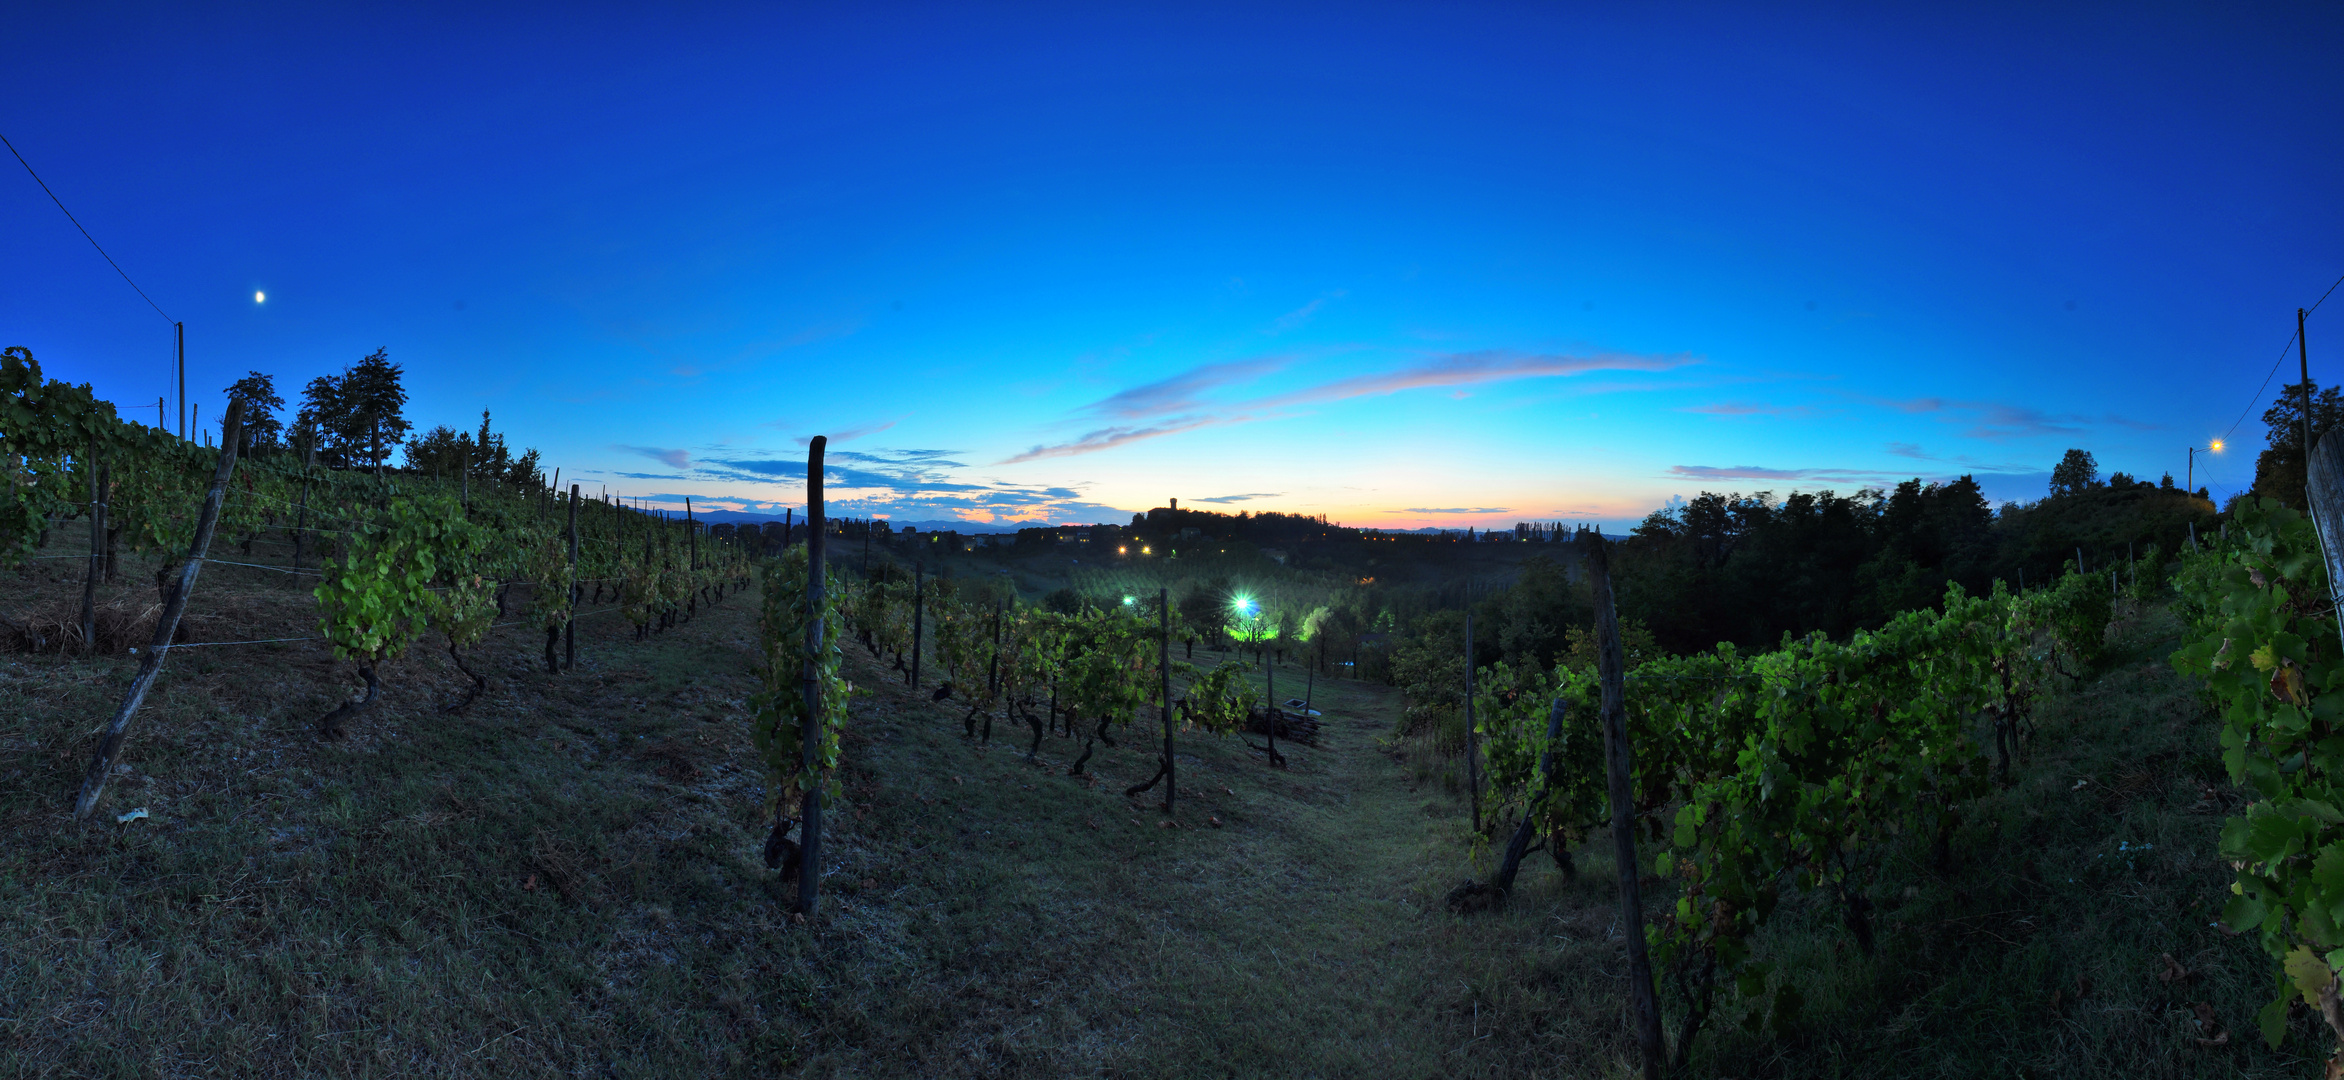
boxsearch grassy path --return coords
[0,568,1628,1079]
[796,642,1631,1078]
[10,553,2311,1078]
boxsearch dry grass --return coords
[1,535,2313,1078]
[0,537,1645,1078]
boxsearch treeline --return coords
[1614,461,2213,656]
[205,348,546,490]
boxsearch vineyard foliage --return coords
[2171,498,2344,1055]
[4,343,753,679]
[751,546,851,810]
[1476,570,2111,1044]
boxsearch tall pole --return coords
[565,484,580,670]
[80,433,103,653]
[176,322,185,440]
[1465,597,1480,833]
[2305,307,2315,503]
[1588,526,1665,1080]
[76,400,244,819]
[910,563,924,689]
[2187,447,2195,492]
[1160,586,1174,815]
[1264,641,1276,761]
[799,437,828,917]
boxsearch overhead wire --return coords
[2220,270,2344,445]
[0,130,172,324]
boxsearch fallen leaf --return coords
[2191,1001,2229,1046]
[524,874,538,892]
[1208,816,1223,828]
[1158,820,1176,829]
[2158,953,2191,985]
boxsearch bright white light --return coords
[1122,595,1136,606]
[254,291,265,304]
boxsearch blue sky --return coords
[5,3,2339,528]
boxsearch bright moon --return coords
[254,291,265,303]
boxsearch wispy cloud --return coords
[1082,358,1287,420]
[1190,493,1284,504]
[1854,395,2151,441]
[1266,290,1346,335]
[1399,506,1512,515]
[1887,442,1929,459]
[620,445,691,469]
[1669,465,1827,481]
[1001,416,1231,464]
[1668,464,1925,484]
[1258,350,1691,411]
[682,445,1130,524]
[1687,401,1818,418]
[1019,348,1694,463]
[792,415,906,447]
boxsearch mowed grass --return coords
[0,533,2324,1078]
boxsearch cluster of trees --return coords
[1131,505,1356,546]
[212,348,541,485]
[1610,460,2212,656]
[404,409,545,488]
[2244,377,2344,505]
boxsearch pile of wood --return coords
[1244,706,1322,746]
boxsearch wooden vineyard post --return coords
[1588,527,1665,1080]
[292,473,311,571]
[798,436,828,917]
[75,400,244,820]
[910,563,923,689]
[784,508,794,550]
[79,432,102,654]
[2303,431,2344,653]
[1161,586,1174,814]
[1264,647,1280,766]
[565,484,580,670]
[1465,603,1480,833]
[686,496,698,618]
[983,601,1002,742]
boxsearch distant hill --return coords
[688,507,1472,537]
[686,509,1027,534]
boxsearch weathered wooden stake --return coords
[1587,526,1664,1080]
[74,400,244,820]
[566,484,580,670]
[798,436,828,917]
[79,433,103,653]
[1161,586,1174,814]
[2303,430,2344,653]
[1465,602,1480,833]
[292,473,311,571]
[911,563,925,689]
